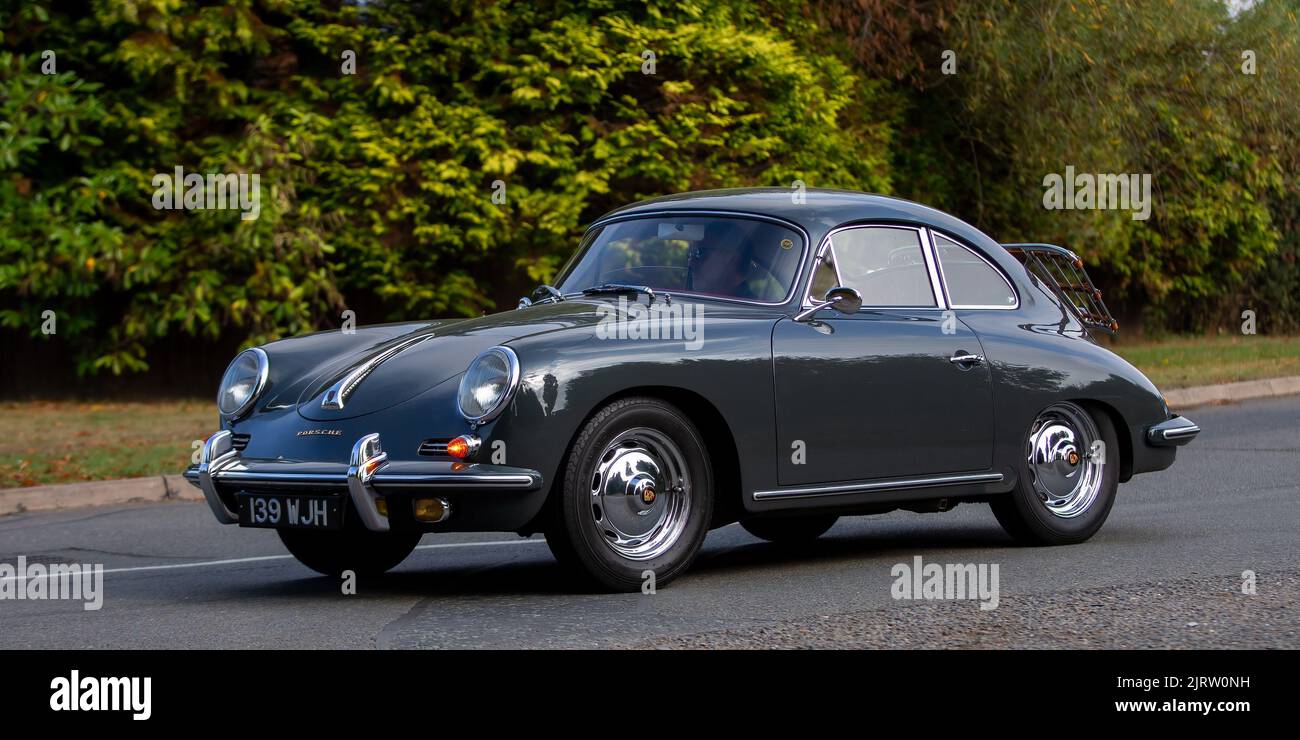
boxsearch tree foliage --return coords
[0,0,1296,379]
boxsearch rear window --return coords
[933,234,1017,308]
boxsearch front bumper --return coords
[184,431,545,532]
[1146,414,1201,447]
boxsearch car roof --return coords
[598,188,998,248]
[592,187,1036,304]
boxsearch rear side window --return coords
[933,234,1017,308]
[812,227,936,307]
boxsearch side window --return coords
[823,227,936,307]
[933,234,1017,308]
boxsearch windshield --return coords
[555,216,805,303]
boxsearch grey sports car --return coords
[186,188,1200,591]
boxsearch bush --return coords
[1,0,1296,382]
[1,0,895,375]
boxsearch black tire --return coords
[546,396,713,592]
[741,515,838,543]
[278,521,421,577]
[991,401,1120,545]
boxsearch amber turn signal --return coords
[446,434,480,459]
[413,497,451,523]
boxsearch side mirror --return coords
[823,286,862,314]
[517,284,565,309]
[794,286,862,322]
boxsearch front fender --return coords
[494,311,783,512]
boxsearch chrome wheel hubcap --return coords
[1026,403,1104,519]
[589,427,691,561]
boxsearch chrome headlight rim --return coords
[457,346,521,425]
[217,347,269,420]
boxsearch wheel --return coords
[741,515,838,543]
[991,401,1119,545]
[278,520,421,577]
[546,397,713,591]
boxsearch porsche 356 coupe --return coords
[186,188,1200,590]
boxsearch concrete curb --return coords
[1163,375,1300,410]
[0,474,199,517]
[2,375,1298,516]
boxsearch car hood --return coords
[257,301,609,421]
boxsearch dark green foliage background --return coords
[1,0,1296,378]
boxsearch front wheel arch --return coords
[541,385,743,532]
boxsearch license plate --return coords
[237,493,342,530]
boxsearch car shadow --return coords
[694,523,1018,576]
[215,520,1025,601]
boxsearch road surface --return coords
[1,396,1295,648]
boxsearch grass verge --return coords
[1110,335,1300,390]
[1,400,214,488]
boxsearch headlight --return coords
[457,346,520,424]
[217,348,269,419]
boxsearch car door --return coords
[773,225,995,486]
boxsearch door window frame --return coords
[802,224,949,311]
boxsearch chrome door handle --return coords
[949,352,985,366]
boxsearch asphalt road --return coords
[1,396,1296,649]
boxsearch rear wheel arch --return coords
[1074,399,1134,483]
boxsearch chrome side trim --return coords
[322,335,433,410]
[198,430,240,524]
[347,433,390,532]
[752,471,1004,501]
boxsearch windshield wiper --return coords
[580,283,664,304]
[517,284,566,309]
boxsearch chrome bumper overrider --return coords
[197,430,240,524]
[184,431,543,531]
[1146,414,1201,447]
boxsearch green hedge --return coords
[1,0,1296,377]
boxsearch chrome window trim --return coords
[564,210,812,308]
[919,227,948,309]
[929,230,1020,310]
[753,471,1004,501]
[801,224,949,311]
